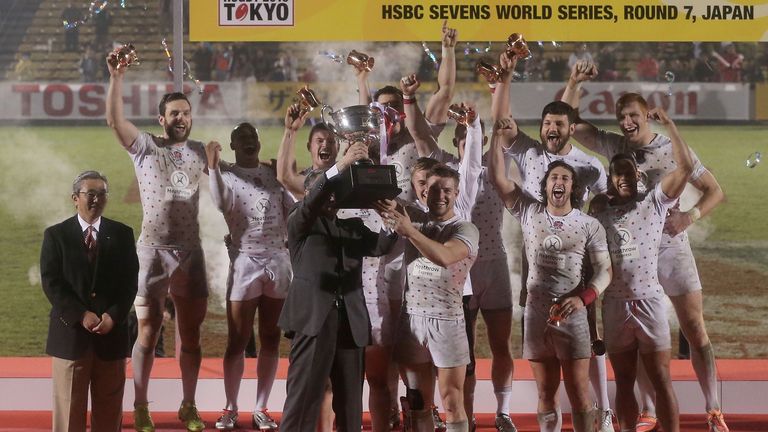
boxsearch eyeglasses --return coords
[77,190,108,199]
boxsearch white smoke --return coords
[0,129,77,228]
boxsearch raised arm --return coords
[488,120,521,208]
[560,59,602,152]
[354,62,373,105]
[400,74,440,157]
[490,52,520,146]
[276,103,311,199]
[655,108,694,200]
[105,56,140,150]
[206,140,234,213]
[454,107,483,215]
[424,20,457,125]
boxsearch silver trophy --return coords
[321,104,385,147]
[319,103,401,208]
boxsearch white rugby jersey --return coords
[129,132,206,250]
[503,131,607,205]
[388,142,421,203]
[595,184,676,300]
[403,214,479,319]
[209,163,293,256]
[507,195,608,299]
[593,130,707,248]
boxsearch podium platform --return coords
[2,357,767,415]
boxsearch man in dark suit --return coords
[279,142,398,432]
[40,170,139,432]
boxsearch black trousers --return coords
[281,307,365,432]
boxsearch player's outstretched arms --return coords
[561,59,601,152]
[105,55,139,150]
[277,103,311,198]
[425,20,457,125]
[655,108,693,200]
[400,74,440,157]
[488,120,521,209]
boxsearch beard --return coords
[164,120,191,143]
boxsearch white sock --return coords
[132,342,155,406]
[635,356,656,416]
[691,342,720,411]
[179,346,202,403]
[537,409,562,432]
[590,354,611,410]
[222,349,244,411]
[494,385,513,415]
[255,349,279,410]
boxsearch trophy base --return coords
[334,164,401,209]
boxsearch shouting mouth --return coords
[552,184,565,200]
[318,149,332,161]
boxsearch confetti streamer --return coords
[421,42,439,69]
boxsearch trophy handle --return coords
[320,104,332,126]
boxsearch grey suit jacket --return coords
[278,174,397,347]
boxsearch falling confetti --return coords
[63,0,109,29]
[318,50,344,64]
[463,42,492,56]
[421,42,439,69]
[664,71,675,96]
[161,38,203,94]
[746,152,761,168]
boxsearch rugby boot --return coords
[178,400,205,431]
[252,409,279,430]
[635,411,657,432]
[133,403,155,432]
[215,409,238,430]
[707,409,730,432]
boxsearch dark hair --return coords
[608,152,638,175]
[306,122,336,149]
[158,92,191,116]
[231,122,259,142]
[538,160,582,209]
[72,170,108,194]
[373,85,403,103]
[615,93,648,119]
[426,164,460,188]
[540,100,577,124]
[452,119,486,147]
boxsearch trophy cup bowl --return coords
[322,104,383,145]
[296,86,321,113]
[320,104,401,208]
[108,43,140,70]
[447,104,476,126]
[347,50,375,72]
[476,60,504,84]
[505,33,531,60]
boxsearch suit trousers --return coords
[281,306,365,432]
[52,349,126,432]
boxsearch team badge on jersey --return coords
[170,149,184,166]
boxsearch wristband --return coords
[488,83,498,94]
[402,94,414,100]
[578,288,598,306]
[403,98,415,105]
[687,207,701,222]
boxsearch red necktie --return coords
[84,226,97,262]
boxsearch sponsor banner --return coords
[0,82,244,120]
[756,83,768,120]
[243,81,751,122]
[191,0,768,42]
[0,81,749,121]
[554,82,752,121]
